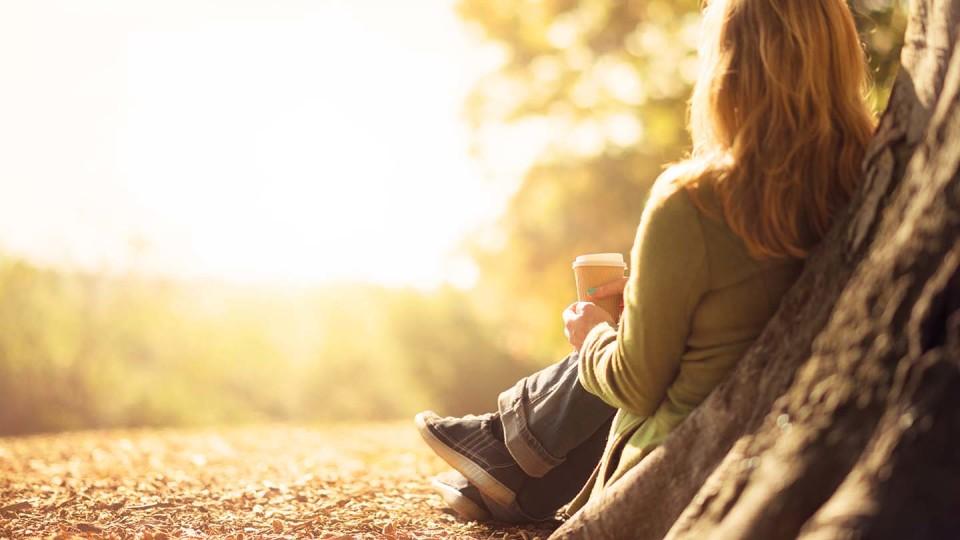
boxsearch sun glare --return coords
[0,0,534,289]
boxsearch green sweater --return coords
[570,170,802,513]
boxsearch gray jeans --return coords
[497,352,616,517]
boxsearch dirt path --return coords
[0,424,558,539]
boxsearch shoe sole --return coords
[430,477,491,521]
[414,412,517,507]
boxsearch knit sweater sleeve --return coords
[578,182,709,417]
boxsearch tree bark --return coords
[550,0,960,538]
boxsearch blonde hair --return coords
[676,0,876,259]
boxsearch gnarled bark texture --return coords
[550,0,960,538]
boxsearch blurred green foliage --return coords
[461,0,908,360]
[0,257,533,435]
[0,1,907,434]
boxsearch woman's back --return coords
[576,172,803,501]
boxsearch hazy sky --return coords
[0,0,544,288]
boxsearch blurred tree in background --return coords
[459,0,908,360]
[0,1,908,435]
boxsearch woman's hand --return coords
[586,277,629,301]
[587,276,629,321]
[563,302,615,352]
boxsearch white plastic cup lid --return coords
[572,253,627,268]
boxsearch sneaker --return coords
[430,471,491,521]
[414,411,528,507]
[430,471,541,524]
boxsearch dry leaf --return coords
[74,523,102,533]
[0,501,30,514]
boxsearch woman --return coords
[416,0,875,523]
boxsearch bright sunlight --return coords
[0,0,540,288]
[0,1,920,537]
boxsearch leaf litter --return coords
[0,424,557,539]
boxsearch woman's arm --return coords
[577,185,709,418]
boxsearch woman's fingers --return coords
[587,277,629,299]
[563,302,615,351]
[562,303,579,345]
[562,302,580,322]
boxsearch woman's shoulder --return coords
[646,162,798,282]
[642,162,718,235]
[632,167,712,272]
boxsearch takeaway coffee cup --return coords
[573,253,628,321]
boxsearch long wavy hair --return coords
[676,0,876,259]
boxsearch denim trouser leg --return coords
[515,412,612,519]
[498,352,617,478]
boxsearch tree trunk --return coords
[550,0,960,538]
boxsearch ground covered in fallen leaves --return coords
[0,424,559,539]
